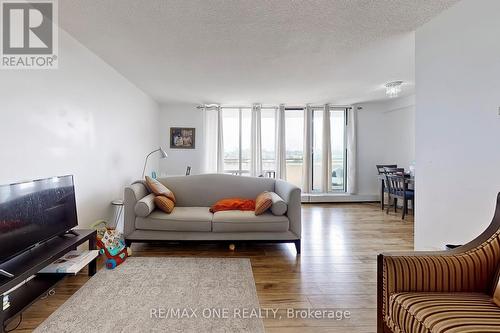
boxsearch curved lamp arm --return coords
[142,147,168,178]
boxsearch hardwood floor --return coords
[8,203,413,333]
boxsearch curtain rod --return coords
[196,104,352,110]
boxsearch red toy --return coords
[91,220,132,269]
[97,236,131,269]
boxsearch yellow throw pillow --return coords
[145,176,176,203]
[255,191,273,215]
[154,196,175,214]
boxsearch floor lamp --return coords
[142,147,168,178]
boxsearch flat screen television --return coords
[0,175,78,265]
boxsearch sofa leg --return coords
[294,240,301,254]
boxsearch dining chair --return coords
[376,164,397,175]
[383,168,414,219]
[376,164,398,210]
[383,167,405,175]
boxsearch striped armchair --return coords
[378,193,500,333]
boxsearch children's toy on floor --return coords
[91,220,132,269]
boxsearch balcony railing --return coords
[223,157,345,192]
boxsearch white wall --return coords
[158,103,204,176]
[415,0,500,250]
[356,95,415,197]
[157,97,415,200]
[0,29,160,228]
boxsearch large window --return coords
[312,110,323,191]
[222,108,246,174]
[311,109,346,192]
[241,110,251,172]
[220,106,346,192]
[261,109,276,172]
[221,108,252,175]
[330,110,346,191]
[285,110,304,188]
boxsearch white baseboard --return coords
[301,193,379,203]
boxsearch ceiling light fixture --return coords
[385,81,403,98]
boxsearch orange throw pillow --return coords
[210,198,256,213]
[255,191,273,215]
[145,176,176,203]
[154,196,175,214]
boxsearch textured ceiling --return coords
[59,0,458,105]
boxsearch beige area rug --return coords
[34,257,265,333]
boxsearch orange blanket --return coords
[209,198,256,213]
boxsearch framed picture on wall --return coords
[170,127,196,149]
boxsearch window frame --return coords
[335,108,348,193]
[221,106,348,192]
[284,107,305,188]
[222,107,251,175]
[310,108,348,193]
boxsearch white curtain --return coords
[302,105,312,193]
[216,106,224,173]
[275,104,287,179]
[204,106,225,173]
[346,106,357,194]
[321,104,332,193]
[203,107,217,173]
[250,104,263,176]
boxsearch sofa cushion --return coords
[154,195,175,213]
[255,192,273,215]
[145,176,176,203]
[387,292,500,333]
[134,193,156,217]
[135,207,212,232]
[269,192,287,215]
[212,211,289,232]
[157,174,275,207]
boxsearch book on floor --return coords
[2,295,10,310]
[38,250,99,275]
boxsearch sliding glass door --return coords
[222,108,251,175]
[311,108,347,192]
[261,109,276,173]
[284,110,304,188]
[241,109,251,172]
[312,110,323,191]
[220,106,347,191]
[330,110,346,191]
[222,109,239,173]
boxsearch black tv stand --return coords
[0,270,13,279]
[61,229,79,237]
[0,229,97,333]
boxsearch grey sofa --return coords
[123,174,302,253]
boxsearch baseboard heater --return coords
[301,194,379,203]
